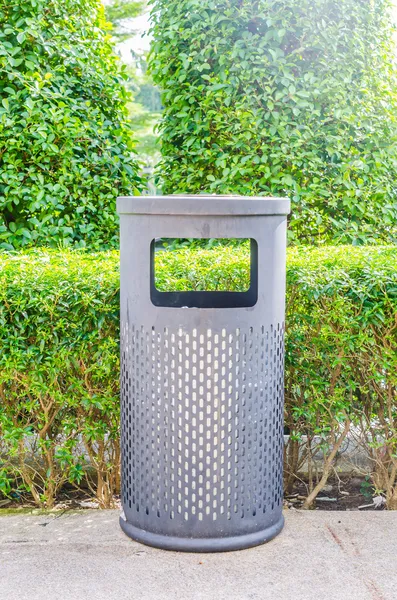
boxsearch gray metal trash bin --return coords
[117,195,290,552]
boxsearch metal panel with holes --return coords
[117,195,290,552]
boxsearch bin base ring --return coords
[119,514,284,552]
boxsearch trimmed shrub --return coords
[0,246,396,508]
[149,0,397,245]
[285,247,397,508]
[0,251,120,507]
[0,0,141,251]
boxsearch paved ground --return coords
[1,509,396,600]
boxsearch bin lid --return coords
[117,195,290,216]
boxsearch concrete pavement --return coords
[1,509,396,600]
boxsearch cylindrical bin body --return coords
[117,195,290,552]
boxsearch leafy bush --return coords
[285,246,397,508]
[0,0,141,251]
[0,250,120,507]
[0,246,396,508]
[149,0,397,245]
[154,239,250,291]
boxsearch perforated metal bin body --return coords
[117,195,290,552]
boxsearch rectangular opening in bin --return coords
[150,238,258,308]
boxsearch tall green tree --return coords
[0,0,141,250]
[149,0,397,244]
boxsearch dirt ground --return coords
[285,475,384,511]
[0,474,385,514]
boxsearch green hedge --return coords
[0,0,141,250]
[149,0,397,245]
[0,246,396,508]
